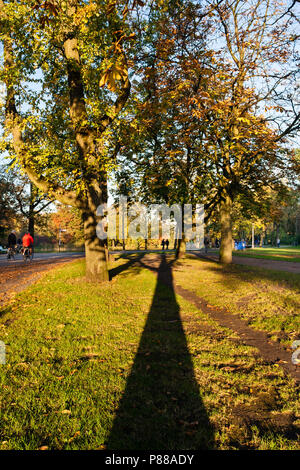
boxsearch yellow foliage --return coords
[99,62,128,92]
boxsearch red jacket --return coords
[22,233,34,247]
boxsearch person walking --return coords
[7,230,17,259]
[161,239,165,250]
[165,239,169,250]
[204,236,209,254]
[8,230,17,248]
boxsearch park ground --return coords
[228,246,300,263]
[0,251,300,450]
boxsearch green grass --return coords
[233,246,300,263]
[179,256,300,345]
[0,256,299,450]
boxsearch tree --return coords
[0,165,18,241]
[0,0,136,281]
[49,204,84,247]
[7,170,53,237]
[125,0,300,262]
[199,0,300,262]
[114,0,211,257]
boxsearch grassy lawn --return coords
[233,247,300,263]
[0,256,299,450]
[180,256,300,346]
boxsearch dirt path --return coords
[0,255,83,306]
[192,252,300,274]
[138,254,300,385]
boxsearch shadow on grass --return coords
[107,255,214,450]
[109,253,146,281]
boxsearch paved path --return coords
[0,251,84,268]
[191,252,300,274]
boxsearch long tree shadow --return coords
[107,255,214,450]
[109,253,146,280]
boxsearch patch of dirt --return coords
[182,321,221,337]
[224,388,300,448]
[231,404,298,439]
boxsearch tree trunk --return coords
[28,216,34,238]
[175,215,186,258]
[259,229,267,248]
[275,223,280,245]
[219,195,233,264]
[28,182,35,236]
[259,232,264,247]
[83,211,109,283]
[176,227,186,259]
[176,237,186,259]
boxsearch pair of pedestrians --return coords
[161,239,169,250]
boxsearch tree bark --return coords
[63,30,110,282]
[176,235,186,259]
[259,231,265,247]
[83,211,109,283]
[175,217,185,258]
[219,195,233,264]
[28,182,35,237]
[176,215,186,259]
[28,214,35,238]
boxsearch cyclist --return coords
[7,230,17,259]
[22,232,34,259]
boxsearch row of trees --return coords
[0,165,51,240]
[0,0,299,282]
[0,166,84,247]
[116,0,300,259]
[207,186,300,247]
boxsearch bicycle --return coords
[23,247,32,262]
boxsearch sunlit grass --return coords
[233,246,300,262]
[180,256,300,345]
[0,257,299,450]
